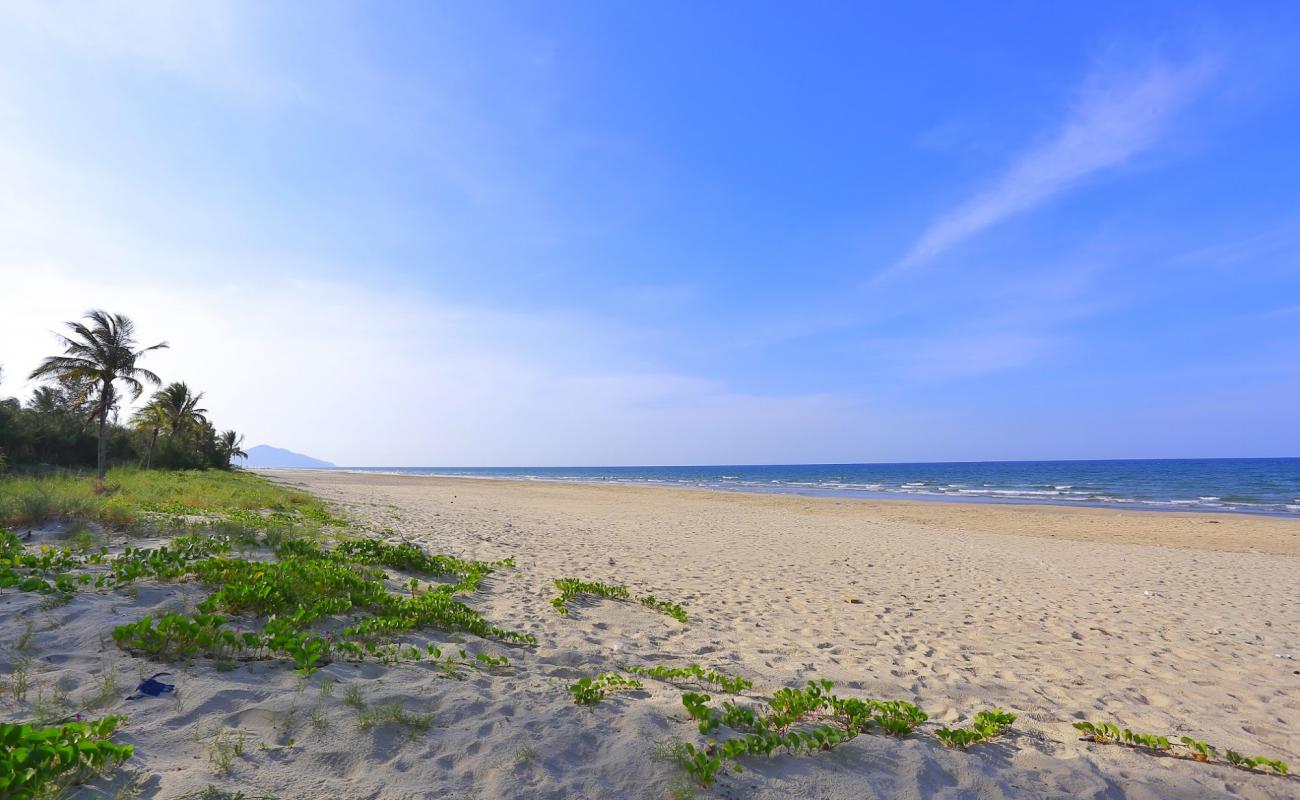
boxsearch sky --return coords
[1,1,1298,466]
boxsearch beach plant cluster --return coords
[551,577,688,623]
[354,702,434,736]
[1224,750,1290,774]
[624,663,752,694]
[0,468,526,793]
[676,679,948,786]
[935,709,1017,750]
[206,727,248,775]
[101,535,530,674]
[0,715,134,799]
[3,507,529,677]
[1074,721,1289,775]
[568,672,644,706]
[336,685,435,741]
[1,531,89,594]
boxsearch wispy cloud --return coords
[886,55,1217,277]
[1170,218,1300,267]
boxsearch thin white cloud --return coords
[887,56,1216,277]
[1170,218,1300,267]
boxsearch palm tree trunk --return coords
[96,406,108,481]
[146,427,158,470]
[96,379,110,482]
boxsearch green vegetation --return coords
[2,471,527,679]
[568,672,643,706]
[0,716,134,798]
[338,684,433,738]
[171,786,278,800]
[0,467,328,528]
[1,310,248,478]
[86,668,122,711]
[676,680,934,786]
[343,684,366,711]
[551,577,628,613]
[101,535,531,671]
[354,702,434,736]
[27,310,168,480]
[935,709,1016,749]
[1225,750,1289,775]
[207,727,248,775]
[3,657,32,703]
[551,577,688,623]
[625,663,752,694]
[637,594,690,623]
[1072,721,1288,775]
[0,467,520,793]
[1178,735,1215,761]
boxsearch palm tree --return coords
[29,311,167,481]
[153,382,208,435]
[217,430,247,468]
[28,386,66,414]
[27,377,93,419]
[130,400,168,469]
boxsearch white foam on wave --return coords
[954,488,1061,497]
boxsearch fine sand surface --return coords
[5,471,1299,799]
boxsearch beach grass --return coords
[0,467,327,528]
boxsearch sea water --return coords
[333,458,1300,517]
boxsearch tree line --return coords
[0,310,246,478]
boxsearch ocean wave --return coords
[329,461,1300,517]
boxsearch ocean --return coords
[328,458,1300,517]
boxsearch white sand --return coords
[3,471,1298,799]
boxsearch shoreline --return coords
[259,469,1300,556]
[252,464,1300,520]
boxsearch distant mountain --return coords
[238,445,335,469]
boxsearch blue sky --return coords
[1,1,1298,465]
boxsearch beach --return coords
[5,468,1298,799]
[8,4,1299,797]
[239,469,1299,798]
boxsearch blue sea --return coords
[333,458,1300,517]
